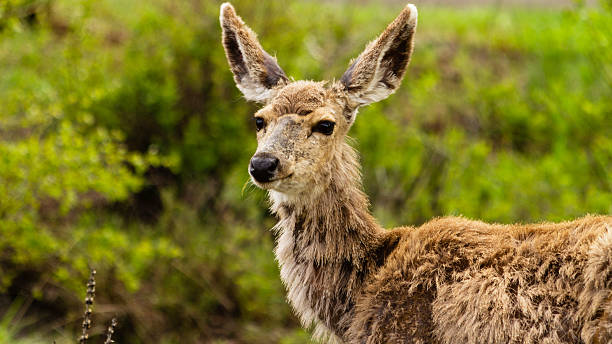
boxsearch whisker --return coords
[241,178,255,198]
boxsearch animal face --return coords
[248,81,351,195]
[220,2,417,197]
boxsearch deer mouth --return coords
[270,173,294,183]
[252,173,294,189]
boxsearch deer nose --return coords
[249,154,279,183]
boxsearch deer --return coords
[219,2,612,343]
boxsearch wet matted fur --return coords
[219,2,612,343]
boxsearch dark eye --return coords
[313,120,335,135]
[254,117,265,131]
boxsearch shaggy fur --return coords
[220,3,612,343]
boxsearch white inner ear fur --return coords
[231,29,277,103]
[236,80,277,104]
[347,4,418,107]
[355,35,398,105]
[220,3,281,104]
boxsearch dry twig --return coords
[103,317,117,344]
[78,269,96,344]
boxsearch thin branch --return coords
[103,318,117,344]
[78,269,96,344]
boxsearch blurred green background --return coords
[0,0,610,342]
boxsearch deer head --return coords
[220,2,417,202]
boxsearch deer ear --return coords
[220,3,288,103]
[341,4,417,109]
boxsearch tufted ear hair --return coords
[220,3,288,103]
[341,4,417,110]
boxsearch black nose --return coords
[249,154,279,183]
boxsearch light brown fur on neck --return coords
[271,140,397,341]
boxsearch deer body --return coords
[220,3,612,343]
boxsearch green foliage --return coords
[0,299,44,344]
[356,5,612,226]
[0,0,610,343]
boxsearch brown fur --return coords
[220,3,612,343]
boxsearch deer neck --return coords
[268,142,385,338]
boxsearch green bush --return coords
[0,0,610,342]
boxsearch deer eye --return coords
[313,120,335,135]
[254,117,265,131]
